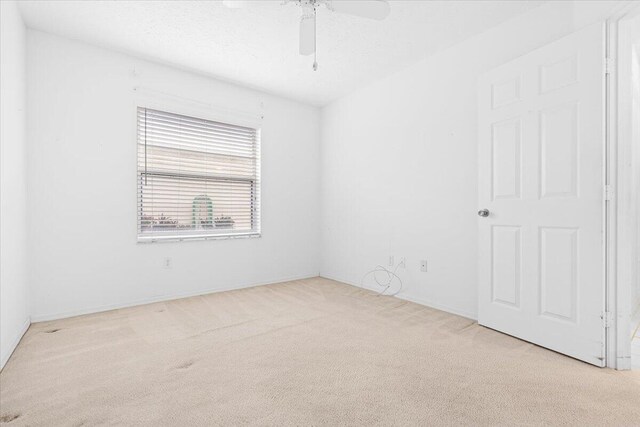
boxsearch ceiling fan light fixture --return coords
[222,0,390,71]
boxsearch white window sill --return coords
[137,232,261,243]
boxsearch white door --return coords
[478,23,606,367]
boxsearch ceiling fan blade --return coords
[299,14,315,56]
[222,0,248,8]
[326,0,390,20]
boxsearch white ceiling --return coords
[18,0,545,106]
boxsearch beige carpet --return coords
[1,277,639,426]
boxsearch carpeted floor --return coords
[1,277,638,426]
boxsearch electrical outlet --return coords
[163,257,172,269]
[388,255,394,267]
[420,260,427,272]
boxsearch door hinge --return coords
[604,185,614,201]
[601,311,613,328]
[605,57,615,75]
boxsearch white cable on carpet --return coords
[360,261,403,297]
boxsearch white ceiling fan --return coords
[222,0,391,71]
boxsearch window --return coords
[137,107,261,242]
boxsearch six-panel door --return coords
[478,23,606,366]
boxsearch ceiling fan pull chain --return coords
[313,4,318,71]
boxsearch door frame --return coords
[605,1,640,370]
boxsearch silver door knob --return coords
[478,209,490,217]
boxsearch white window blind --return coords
[137,107,261,242]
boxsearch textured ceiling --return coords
[18,0,545,106]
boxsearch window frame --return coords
[134,98,262,244]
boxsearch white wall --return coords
[0,0,30,369]
[319,1,621,319]
[614,11,640,357]
[632,40,640,315]
[27,31,321,321]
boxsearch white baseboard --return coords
[616,356,632,371]
[0,316,31,371]
[30,272,477,326]
[320,274,477,321]
[395,293,477,320]
[31,274,319,323]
